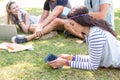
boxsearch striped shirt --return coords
[70,26,107,70]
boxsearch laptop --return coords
[0,24,17,40]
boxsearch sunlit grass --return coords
[0,8,120,80]
[0,63,35,80]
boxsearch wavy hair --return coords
[6,1,16,24]
[67,6,116,37]
[46,0,50,2]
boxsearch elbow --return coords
[24,25,30,33]
[23,28,29,33]
[91,65,99,71]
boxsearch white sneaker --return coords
[11,35,27,44]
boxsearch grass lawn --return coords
[0,8,120,80]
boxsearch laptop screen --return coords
[0,25,17,40]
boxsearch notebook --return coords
[0,24,17,40]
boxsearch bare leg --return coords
[40,18,65,35]
[26,18,65,41]
[28,24,38,33]
[26,33,36,41]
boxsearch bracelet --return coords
[72,55,75,61]
[66,59,69,66]
[69,55,73,61]
[19,21,24,25]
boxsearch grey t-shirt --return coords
[12,9,39,30]
[84,0,114,30]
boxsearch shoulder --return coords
[44,1,49,5]
[20,9,28,15]
[43,1,50,11]
[90,27,104,35]
[88,27,106,42]
[100,0,112,5]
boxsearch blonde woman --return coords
[6,1,39,33]
[8,0,71,43]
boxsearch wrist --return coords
[20,21,24,24]
[69,55,76,61]
[19,18,23,22]
[66,59,70,66]
[69,55,73,60]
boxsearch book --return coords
[0,42,34,52]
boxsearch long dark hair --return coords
[67,6,116,37]
[46,0,50,2]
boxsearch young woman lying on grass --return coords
[6,0,72,44]
[6,1,40,33]
[6,1,42,43]
[47,6,120,70]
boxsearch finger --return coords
[47,60,56,64]
[58,54,63,57]
[48,62,57,68]
[38,32,42,37]
[35,32,40,37]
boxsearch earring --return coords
[70,22,74,26]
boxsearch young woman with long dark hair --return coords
[47,6,120,70]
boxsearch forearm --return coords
[68,55,99,70]
[73,55,89,62]
[88,12,106,20]
[39,11,49,23]
[18,17,29,33]
[39,6,64,28]
[88,4,110,20]
[19,21,29,33]
[70,61,98,70]
[40,13,57,28]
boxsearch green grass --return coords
[0,8,120,80]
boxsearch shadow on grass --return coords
[0,8,120,80]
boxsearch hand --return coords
[17,11,22,21]
[47,57,66,69]
[58,54,72,60]
[35,26,43,37]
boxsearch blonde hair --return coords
[6,1,16,24]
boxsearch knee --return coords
[52,18,64,25]
[63,20,69,28]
